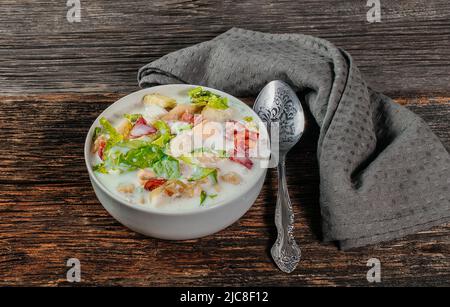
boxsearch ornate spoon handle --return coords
[270,156,301,273]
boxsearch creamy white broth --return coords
[90,87,268,213]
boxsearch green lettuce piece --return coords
[107,151,129,172]
[99,144,163,173]
[100,117,122,142]
[205,95,228,110]
[115,137,157,149]
[152,134,172,148]
[191,147,227,158]
[179,155,195,165]
[92,127,102,142]
[93,163,108,174]
[93,142,181,180]
[173,123,192,134]
[153,120,170,133]
[152,120,172,147]
[124,113,143,124]
[188,87,228,110]
[151,156,180,179]
[121,145,164,169]
[188,87,204,99]
[189,166,217,182]
[100,117,123,156]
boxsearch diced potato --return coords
[162,104,200,121]
[150,180,199,201]
[117,118,132,137]
[181,181,202,198]
[143,93,177,109]
[201,106,234,122]
[220,172,241,185]
[117,183,135,194]
[163,180,188,197]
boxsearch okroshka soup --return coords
[89,86,270,213]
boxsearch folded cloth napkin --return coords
[138,28,450,250]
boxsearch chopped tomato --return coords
[225,121,259,169]
[233,128,259,157]
[229,156,253,170]
[98,139,106,160]
[144,178,167,191]
[247,130,259,141]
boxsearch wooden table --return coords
[0,1,449,286]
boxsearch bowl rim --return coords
[84,84,269,216]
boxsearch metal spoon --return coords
[253,80,305,273]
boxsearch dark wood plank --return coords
[1,0,449,96]
[0,94,448,286]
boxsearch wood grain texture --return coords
[0,93,448,286]
[0,0,449,96]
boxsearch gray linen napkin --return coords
[138,28,450,250]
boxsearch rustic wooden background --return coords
[0,0,449,286]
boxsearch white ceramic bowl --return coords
[84,84,268,240]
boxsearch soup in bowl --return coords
[85,84,269,239]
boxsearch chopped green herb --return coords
[188,87,229,110]
[200,190,207,205]
[209,169,218,184]
[244,116,253,122]
[209,194,218,199]
[93,163,108,173]
[92,127,102,142]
